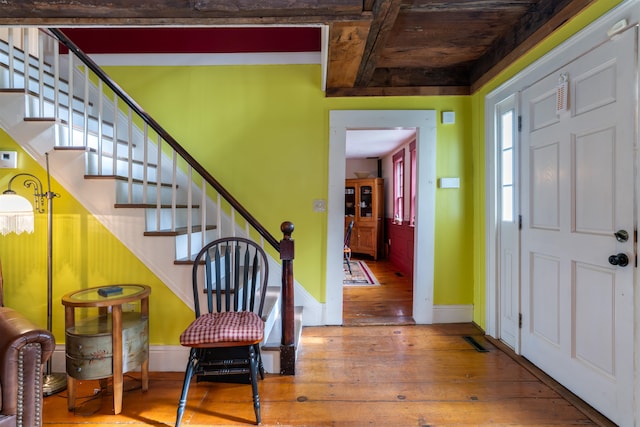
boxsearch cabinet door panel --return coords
[357,226,376,255]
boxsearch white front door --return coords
[520,27,636,426]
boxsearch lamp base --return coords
[43,372,67,396]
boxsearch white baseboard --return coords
[432,304,473,324]
[148,345,190,371]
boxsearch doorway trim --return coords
[326,110,437,325]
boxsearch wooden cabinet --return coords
[345,178,384,259]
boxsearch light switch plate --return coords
[313,199,326,212]
[439,177,460,188]
[0,151,17,168]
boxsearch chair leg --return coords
[175,349,197,427]
[248,345,261,425]
[255,344,265,380]
[345,252,352,275]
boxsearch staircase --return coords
[0,27,302,374]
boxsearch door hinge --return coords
[518,115,522,132]
[519,313,523,329]
[635,229,638,268]
[518,215,522,230]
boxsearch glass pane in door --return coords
[345,186,356,216]
[360,185,372,218]
[501,110,515,222]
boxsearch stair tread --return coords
[262,306,303,350]
[145,224,217,237]
[0,61,94,108]
[58,120,137,148]
[1,82,94,112]
[261,286,281,322]
[0,88,27,94]
[0,50,72,89]
[84,175,174,188]
[24,117,56,122]
[86,147,152,164]
[54,146,153,169]
[115,203,201,209]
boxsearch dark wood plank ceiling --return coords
[0,0,595,96]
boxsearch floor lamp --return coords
[0,152,66,396]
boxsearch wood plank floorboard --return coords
[43,324,613,426]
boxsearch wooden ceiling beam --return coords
[363,0,376,12]
[0,0,594,96]
[0,17,364,26]
[326,21,372,88]
[399,1,536,13]
[190,0,361,14]
[369,65,472,87]
[326,85,470,97]
[354,0,402,87]
[469,0,594,92]
[0,0,366,25]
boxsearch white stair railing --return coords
[0,27,281,260]
[0,27,299,374]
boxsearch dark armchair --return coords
[0,259,55,427]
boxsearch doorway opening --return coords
[342,128,416,325]
[326,110,437,326]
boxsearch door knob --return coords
[608,253,629,267]
[614,230,629,242]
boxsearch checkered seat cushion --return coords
[180,311,265,346]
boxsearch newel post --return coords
[279,221,296,375]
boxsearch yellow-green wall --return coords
[0,76,472,345]
[103,66,475,307]
[0,0,623,345]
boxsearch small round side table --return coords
[61,284,151,415]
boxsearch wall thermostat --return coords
[442,111,456,124]
[0,151,17,169]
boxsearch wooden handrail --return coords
[46,28,280,251]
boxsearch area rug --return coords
[343,260,380,286]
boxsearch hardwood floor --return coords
[343,257,414,326]
[42,259,614,426]
[43,324,614,426]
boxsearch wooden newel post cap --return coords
[280,221,295,260]
[281,221,294,238]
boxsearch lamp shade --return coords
[0,193,35,235]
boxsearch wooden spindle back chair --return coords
[175,237,269,426]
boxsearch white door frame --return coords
[326,110,437,325]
